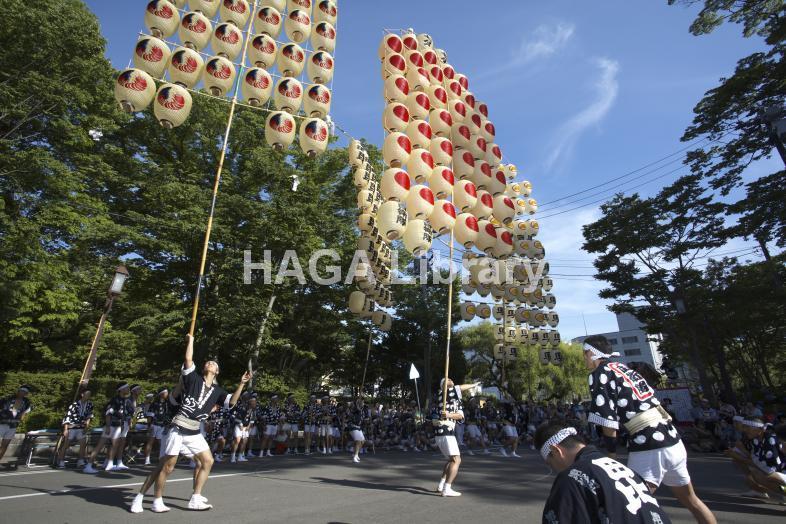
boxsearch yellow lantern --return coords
[430,200,457,235]
[406,185,435,220]
[380,168,411,202]
[454,213,479,248]
[299,117,329,157]
[474,219,497,255]
[428,166,454,200]
[429,109,452,138]
[452,149,475,180]
[492,195,516,225]
[145,0,180,39]
[211,23,244,60]
[191,0,220,17]
[168,47,204,88]
[384,74,409,104]
[382,53,407,80]
[406,149,434,184]
[311,21,336,53]
[304,84,331,118]
[249,33,277,69]
[265,111,296,150]
[471,190,494,221]
[254,6,283,37]
[153,83,193,128]
[406,120,432,150]
[307,50,334,84]
[133,37,171,78]
[429,136,453,166]
[273,77,303,113]
[203,56,237,97]
[403,219,433,256]
[277,43,306,77]
[460,302,476,322]
[505,182,521,199]
[377,200,407,241]
[220,0,251,27]
[241,67,273,106]
[382,132,411,168]
[114,69,157,113]
[313,0,338,25]
[383,102,410,133]
[285,9,312,43]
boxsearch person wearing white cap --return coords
[57,386,93,469]
[581,335,716,524]
[535,422,672,523]
[0,385,32,461]
[130,335,251,513]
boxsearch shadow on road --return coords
[310,476,436,496]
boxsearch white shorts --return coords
[318,424,331,437]
[466,425,482,439]
[234,426,250,439]
[66,428,86,441]
[487,422,497,430]
[332,427,340,438]
[104,422,129,440]
[162,427,210,458]
[286,423,299,433]
[503,425,519,438]
[0,425,16,440]
[150,425,166,440]
[304,424,316,434]
[627,440,691,487]
[350,430,365,442]
[436,435,460,458]
[264,424,278,437]
[774,472,786,484]
[249,426,258,437]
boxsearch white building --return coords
[572,312,664,370]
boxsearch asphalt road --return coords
[0,448,783,523]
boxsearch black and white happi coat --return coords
[62,399,93,428]
[434,385,463,436]
[542,446,672,524]
[146,399,173,427]
[104,395,130,427]
[0,396,32,428]
[752,424,785,475]
[588,361,680,452]
[175,364,231,434]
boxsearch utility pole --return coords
[248,294,275,389]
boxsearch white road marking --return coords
[0,469,65,477]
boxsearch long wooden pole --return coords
[360,328,373,394]
[188,0,260,337]
[441,228,455,413]
[78,295,114,390]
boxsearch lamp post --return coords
[77,265,129,389]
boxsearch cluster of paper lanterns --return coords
[347,140,393,332]
[114,0,337,156]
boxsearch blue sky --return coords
[87,1,778,340]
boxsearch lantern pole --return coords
[441,228,456,414]
[188,0,260,338]
[360,328,373,395]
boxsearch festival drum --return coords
[452,149,475,180]
[255,6,283,37]
[430,200,457,235]
[285,9,312,43]
[406,185,435,220]
[277,43,306,77]
[304,84,331,118]
[220,0,251,26]
[406,120,432,150]
[377,200,407,241]
[241,68,273,106]
[153,83,193,128]
[428,166,454,199]
[145,0,180,39]
[382,132,411,168]
[471,161,492,190]
[133,37,171,78]
[492,195,516,225]
[380,168,410,202]
[211,23,243,60]
[265,111,296,150]
[179,11,212,51]
[311,21,336,53]
[384,74,409,104]
[474,220,497,255]
[168,47,204,88]
[191,0,220,17]
[406,149,434,184]
[313,0,338,25]
[248,33,277,69]
[299,117,329,157]
[460,302,476,322]
[403,219,433,256]
[273,77,303,113]
[429,109,452,138]
[471,190,493,221]
[454,213,479,248]
[114,69,156,113]
[203,56,236,97]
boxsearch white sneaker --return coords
[230,456,237,463]
[436,483,445,493]
[500,449,508,457]
[115,462,129,470]
[130,493,144,514]
[214,455,222,462]
[144,458,151,465]
[187,495,213,511]
[151,498,170,513]
[511,452,521,458]
[483,449,491,455]
[442,487,462,497]
[467,450,474,456]
[238,455,247,462]
[57,461,66,469]
[104,462,115,472]
[76,459,85,467]
[265,450,273,457]
[83,464,98,474]
[352,455,360,463]
[740,490,769,499]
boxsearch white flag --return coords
[408,363,420,380]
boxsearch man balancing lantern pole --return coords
[130,335,251,514]
[581,335,717,524]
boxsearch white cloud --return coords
[545,57,620,170]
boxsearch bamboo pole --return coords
[441,228,456,414]
[360,328,373,394]
[188,0,260,337]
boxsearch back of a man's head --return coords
[534,422,585,451]
[583,334,611,353]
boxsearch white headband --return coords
[540,427,578,460]
[732,415,743,423]
[18,387,30,393]
[742,419,765,428]
[583,343,620,361]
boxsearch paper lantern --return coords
[428,137,452,167]
[349,291,366,314]
[468,135,487,161]
[405,50,425,71]
[461,280,476,295]
[349,139,367,167]
[406,120,432,150]
[485,143,503,168]
[211,23,243,60]
[476,283,491,297]
[191,0,220,17]
[406,149,434,184]
[382,53,407,79]
[428,64,444,86]
[153,83,193,128]
[255,6,282,37]
[427,85,448,111]
[506,327,518,343]
[145,1,180,39]
[463,91,476,109]
[505,182,521,198]
[403,219,433,256]
[384,74,409,104]
[357,213,376,235]
[492,304,504,321]
[502,164,518,180]
[448,99,467,124]
[504,284,519,302]
[466,112,481,136]
[273,77,303,113]
[517,326,529,344]
[372,311,391,329]
[277,43,306,77]
[299,117,329,157]
[435,48,448,63]
[114,69,156,113]
[429,110,452,139]
[471,190,493,221]
[546,311,559,328]
[304,84,331,118]
[525,219,539,237]
[474,303,489,319]
[406,185,435,220]
[265,111,296,150]
[442,63,455,80]
[446,79,463,101]
[380,168,410,202]
[454,213,479,248]
[451,123,472,150]
[544,293,556,309]
[168,47,204,88]
[532,309,547,328]
[133,37,171,78]
[406,91,431,120]
[487,169,506,196]
[539,348,550,365]
[542,277,553,292]
[493,325,504,341]
[452,149,475,180]
[460,302,476,321]
[306,50,335,84]
[248,33,277,69]
[524,198,538,215]
[377,200,407,241]
[401,32,418,51]
[428,167,454,199]
[383,132,411,168]
[510,219,527,238]
[513,238,530,258]
[241,67,273,106]
[311,21,336,53]
[287,0,311,13]
[480,120,496,143]
[493,195,516,225]
[493,228,514,258]
[473,220,496,255]
[378,34,403,61]
[220,0,250,26]
[313,0,338,25]
[532,240,545,259]
[405,66,430,92]
[382,102,409,133]
[261,0,286,10]
[285,9,312,43]
[471,161,493,190]
[203,56,236,97]
[453,180,477,213]
[416,32,434,49]
[551,348,563,365]
[430,200,457,235]
[422,48,438,66]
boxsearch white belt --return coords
[623,406,671,435]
